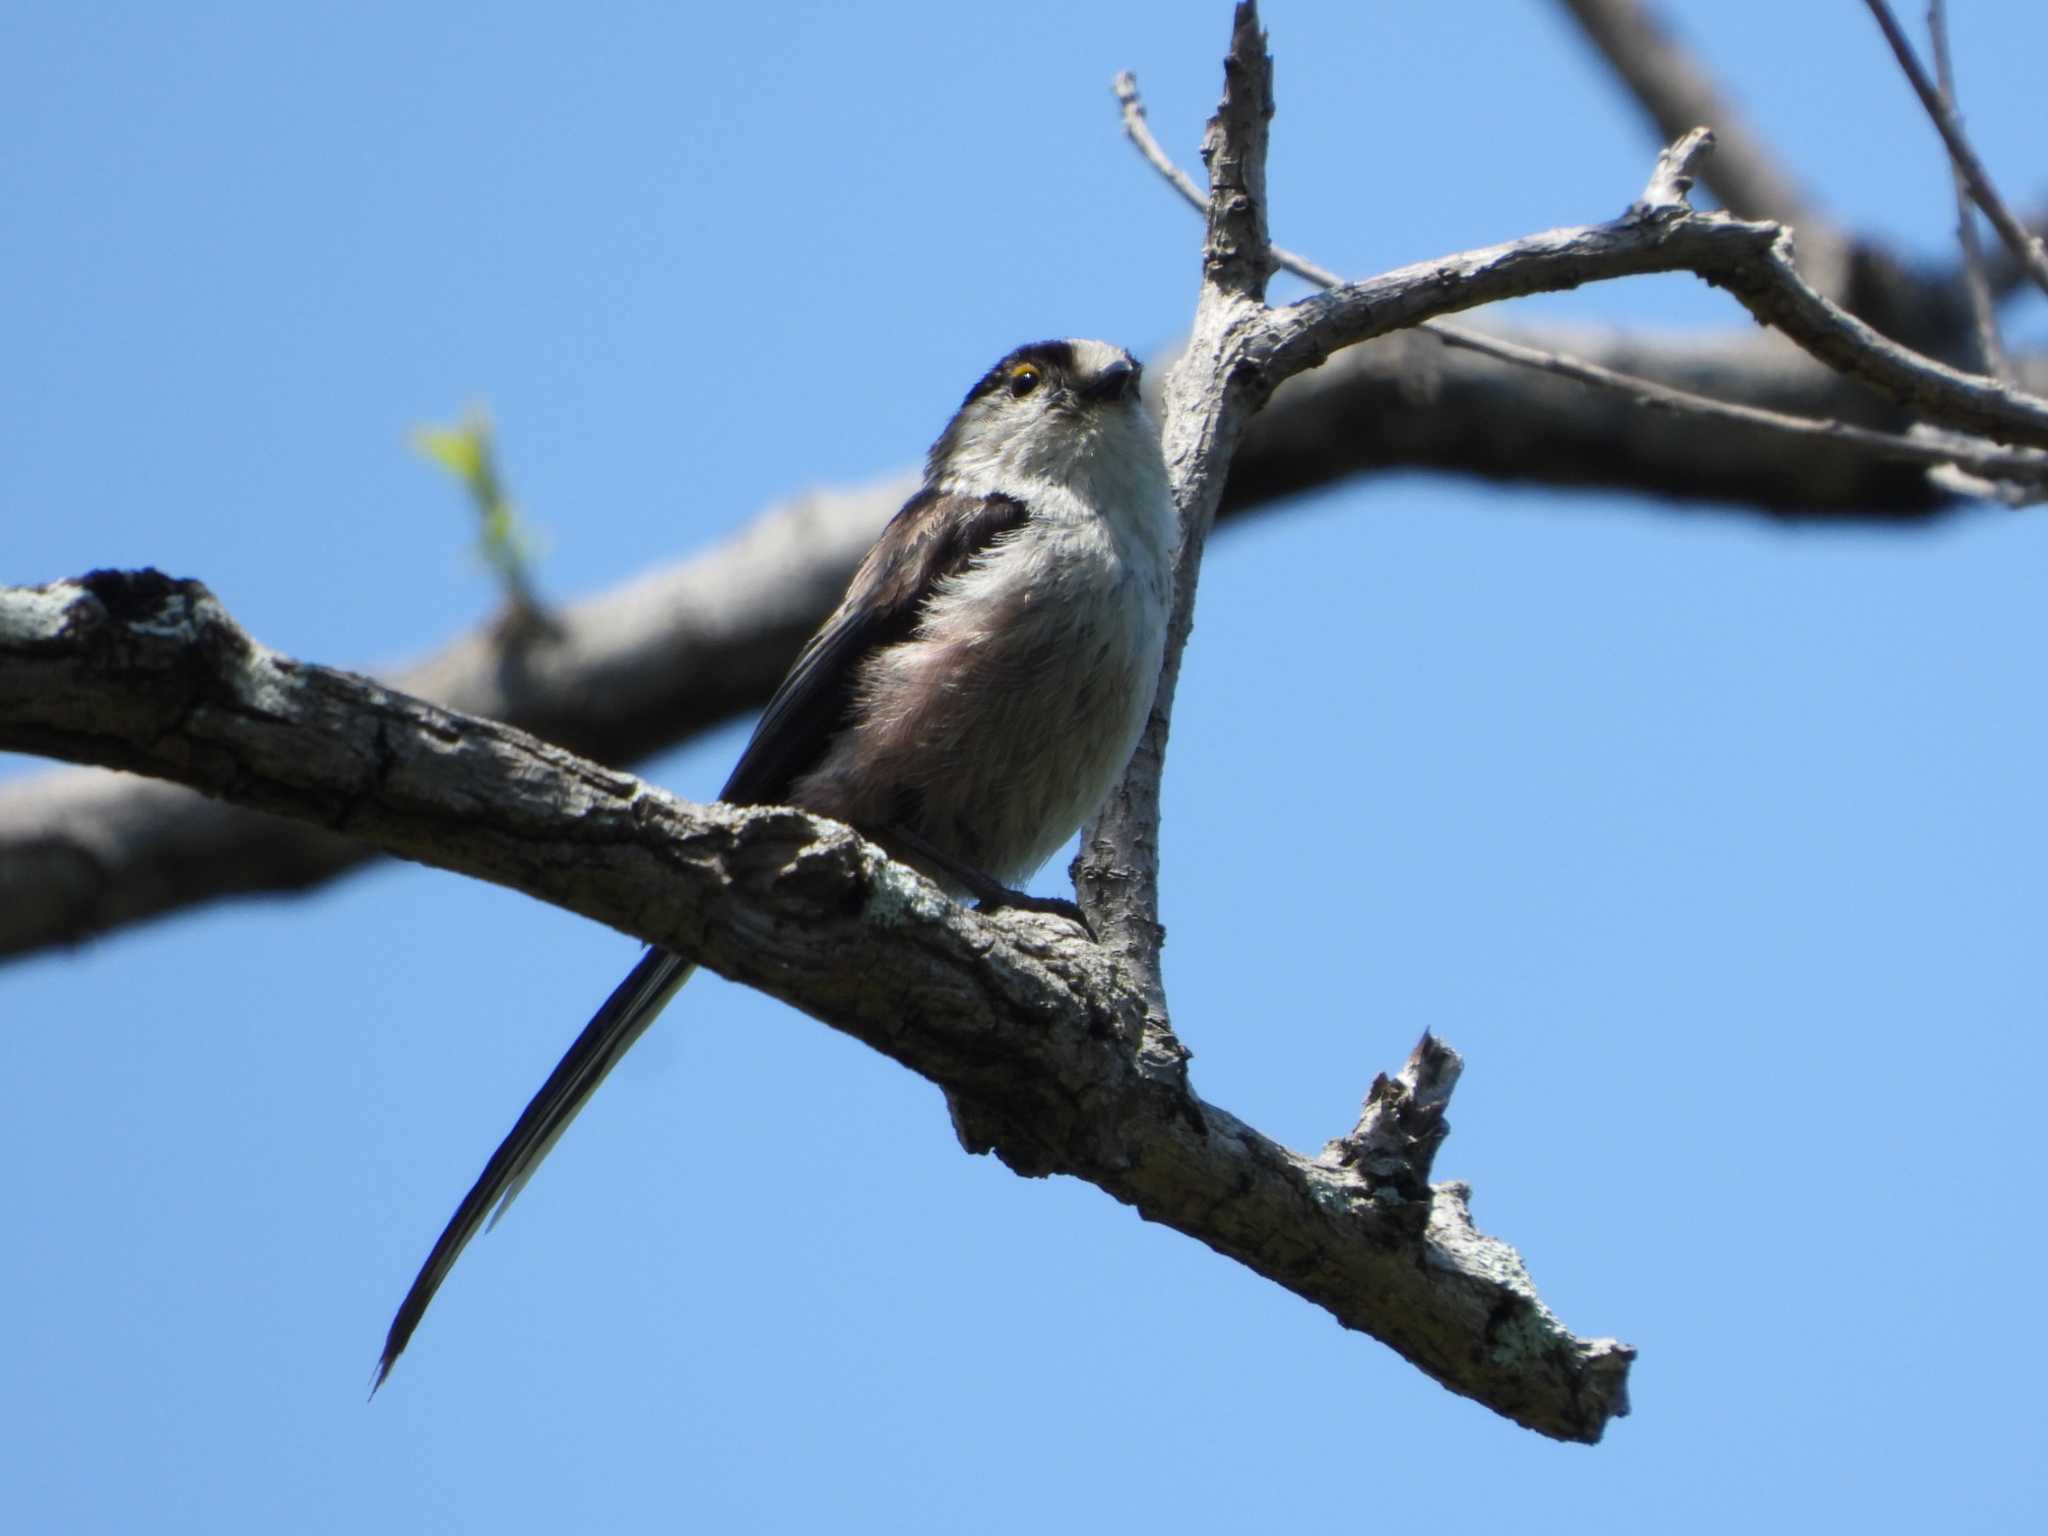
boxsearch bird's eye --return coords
[1007,366,1041,398]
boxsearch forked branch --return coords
[1115,79,2048,489]
[0,566,1633,1442]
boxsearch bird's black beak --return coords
[1080,358,1140,404]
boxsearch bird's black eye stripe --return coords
[1007,365,1041,398]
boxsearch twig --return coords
[1118,76,2048,490]
[1981,204,2048,299]
[1927,0,2012,382]
[1862,0,2048,300]
[1556,0,1854,295]
[1632,125,1716,213]
[414,407,560,643]
[1113,72,1204,211]
[1425,323,2048,487]
[1117,66,1337,288]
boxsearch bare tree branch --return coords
[1078,0,1276,1046]
[1247,186,2048,453]
[1862,0,2048,300]
[1929,0,2014,383]
[1556,0,1855,294]
[1119,79,2048,497]
[0,476,906,957]
[0,567,1634,1443]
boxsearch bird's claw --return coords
[975,890,1096,939]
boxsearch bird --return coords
[374,338,1175,1389]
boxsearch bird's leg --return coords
[878,822,1094,937]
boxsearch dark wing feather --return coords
[719,487,1029,805]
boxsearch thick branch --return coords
[0,476,905,957]
[0,568,1632,1442]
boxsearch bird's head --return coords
[925,339,1154,489]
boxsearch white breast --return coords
[915,404,1174,879]
[793,395,1174,889]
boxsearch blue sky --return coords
[5,2,2046,1531]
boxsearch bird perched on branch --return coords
[376,338,1175,1388]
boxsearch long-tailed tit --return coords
[376,339,1174,1387]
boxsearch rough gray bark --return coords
[0,475,906,957]
[0,567,1633,1442]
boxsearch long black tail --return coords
[373,947,697,1392]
